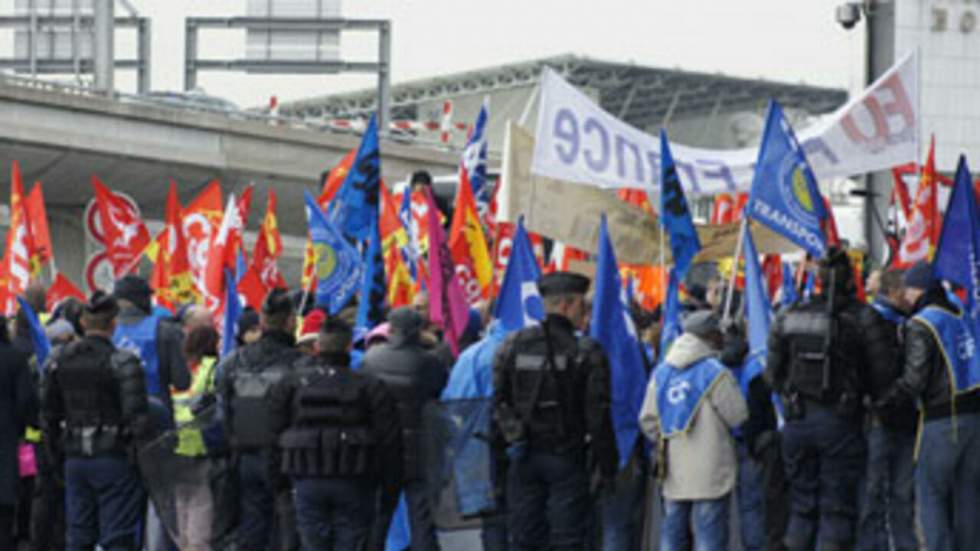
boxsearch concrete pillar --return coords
[864,0,895,265]
[93,0,114,95]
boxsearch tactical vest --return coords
[228,349,293,449]
[55,340,127,457]
[278,366,380,478]
[653,358,726,438]
[913,306,980,394]
[782,307,860,404]
[173,356,217,457]
[113,313,162,398]
[509,329,589,450]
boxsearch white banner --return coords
[531,51,919,194]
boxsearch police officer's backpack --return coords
[227,351,291,449]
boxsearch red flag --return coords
[236,266,268,311]
[448,176,493,304]
[91,176,150,278]
[617,188,654,215]
[761,255,783,302]
[890,166,913,218]
[46,272,86,311]
[897,136,939,267]
[251,188,286,290]
[319,148,357,209]
[711,194,736,225]
[25,183,52,274]
[822,197,841,248]
[204,188,253,315]
[149,182,194,312]
[3,162,32,314]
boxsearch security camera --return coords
[836,3,863,30]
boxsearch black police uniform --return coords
[42,293,150,551]
[217,290,304,551]
[268,346,402,551]
[492,273,618,551]
[765,251,871,551]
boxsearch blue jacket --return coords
[442,321,508,400]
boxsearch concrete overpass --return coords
[0,75,459,290]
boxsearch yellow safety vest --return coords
[172,356,217,457]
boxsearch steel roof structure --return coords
[278,54,848,129]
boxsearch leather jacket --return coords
[891,286,980,419]
[857,296,917,431]
[359,333,447,480]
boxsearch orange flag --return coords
[448,177,493,304]
[91,175,150,278]
[24,183,52,277]
[385,245,415,308]
[3,162,32,314]
[251,188,286,291]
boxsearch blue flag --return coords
[305,191,363,314]
[462,100,491,209]
[742,227,772,383]
[16,297,50,368]
[933,155,980,339]
[780,261,799,308]
[659,267,682,363]
[222,268,242,358]
[235,250,247,285]
[494,218,543,331]
[397,184,419,281]
[660,130,701,278]
[333,114,381,240]
[385,494,411,551]
[590,215,649,469]
[746,100,827,257]
[356,218,387,332]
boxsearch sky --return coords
[0,0,868,108]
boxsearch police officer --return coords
[493,272,618,551]
[268,317,402,551]
[112,275,190,410]
[879,261,980,550]
[765,248,871,551]
[217,288,304,551]
[42,291,150,551]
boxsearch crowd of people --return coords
[0,243,974,551]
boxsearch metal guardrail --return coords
[0,70,477,156]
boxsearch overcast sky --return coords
[0,1,868,108]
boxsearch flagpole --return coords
[722,218,748,325]
[297,268,315,316]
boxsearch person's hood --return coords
[664,332,716,369]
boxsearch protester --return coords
[855,268,917,551]
[766,248,871,551]
[493,272,618,551]
[268,317,402,551]
[0,313,38,551]
[172,325,220,551]
[442,311,509,551]
[216,288,304,551]
[879,261,980,550]
[235,307,261,347]
[640,310,748,550]
[42,291,150,551]
[296,308,326,357]
[361,306,447,551]
[180,304,214,337]
[112,275,190,410]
